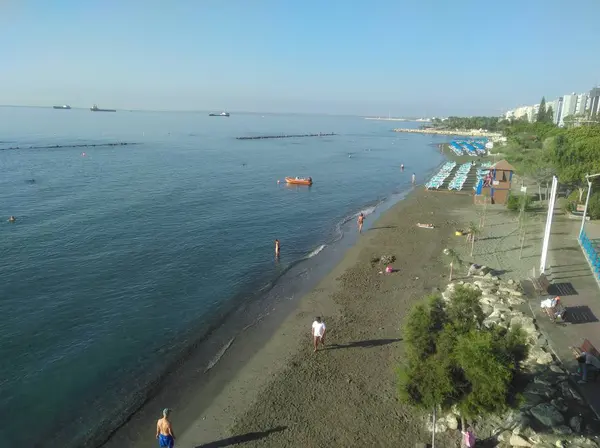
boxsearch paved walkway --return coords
[527,215,600,416]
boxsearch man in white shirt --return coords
[311,316,326,352]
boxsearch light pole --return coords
[579,173,600,238]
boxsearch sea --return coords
[0,107,447,447]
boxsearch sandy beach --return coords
[104,187,473,448]
[102,171,555,448]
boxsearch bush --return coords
[506,194,534,211]
[398,286,528,420]
[588,192,600,220]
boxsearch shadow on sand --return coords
[195,426,287,448]
[325,338,402,350]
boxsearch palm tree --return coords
[444,248,462,281]
[467,222,481,256]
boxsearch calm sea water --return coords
[0,107,445,447]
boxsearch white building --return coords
[559,93,578,126]
[575,93,589,115]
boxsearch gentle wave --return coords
[203,337,235,373]
[306,244,326,259]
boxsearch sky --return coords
[2,0,600,116]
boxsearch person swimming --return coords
[8,216,16,223]
[400,164,404,171]
[156,408,175,448]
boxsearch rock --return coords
[551,397,569,413]
[483,316,502,328]
[505,410,531,431]
[559,381,584,402]
[445,413,458,430]
[549,365,564,375]
[552,425,572,435]
[510,315,537,336]
[530,403,565,427]
[414,444,427,448]
[522,392,547,407]
[570,385,584,402]
[508,279,515,285]
[571,436,599,447]
[484,272,493,279]
[481,303,494,316]
[498,430,512,442]
[492,276,500,281]
[525,381,556,398]
[570,415,583,433]
[510,434,533,447]
[508,296,526,306]
[537,351,554,365]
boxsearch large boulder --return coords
[530,403,565,427]
[551,397,569,413]
[510,315,537,336]
[445,413,458,430]
[570,415,583,433]
[510,434,533,447]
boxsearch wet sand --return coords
[104,189,471,448]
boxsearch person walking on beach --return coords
[275,239,281,258]
[311,316,326,352]
[357,213,365,233]
[156,408,176,448]
[412,173,416,185]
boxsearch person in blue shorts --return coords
[156,408,176,447]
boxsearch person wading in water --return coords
[275,239,281,258]
[156,408,176,448]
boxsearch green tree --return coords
[546,105,554,124]
[549,125,600,201]
[536,97,547,123]
[588,191,600,220]
[398,286,528,423]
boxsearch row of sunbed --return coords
[425,161,456,190]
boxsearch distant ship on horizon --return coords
[53,105,71,110]
[90,104,116,112]
[209,112,230,117]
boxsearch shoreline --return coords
[99,175,440,447]
[393,127,501,138]
[104,183,470,447]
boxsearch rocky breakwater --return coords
[428,265,600,448]
[392,128,501,138]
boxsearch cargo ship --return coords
[90,104,116,112]
[209,112,230,117]
[53,105,71,109]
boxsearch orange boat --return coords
[285,176,313,186]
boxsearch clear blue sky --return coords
[2,0,600,116]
